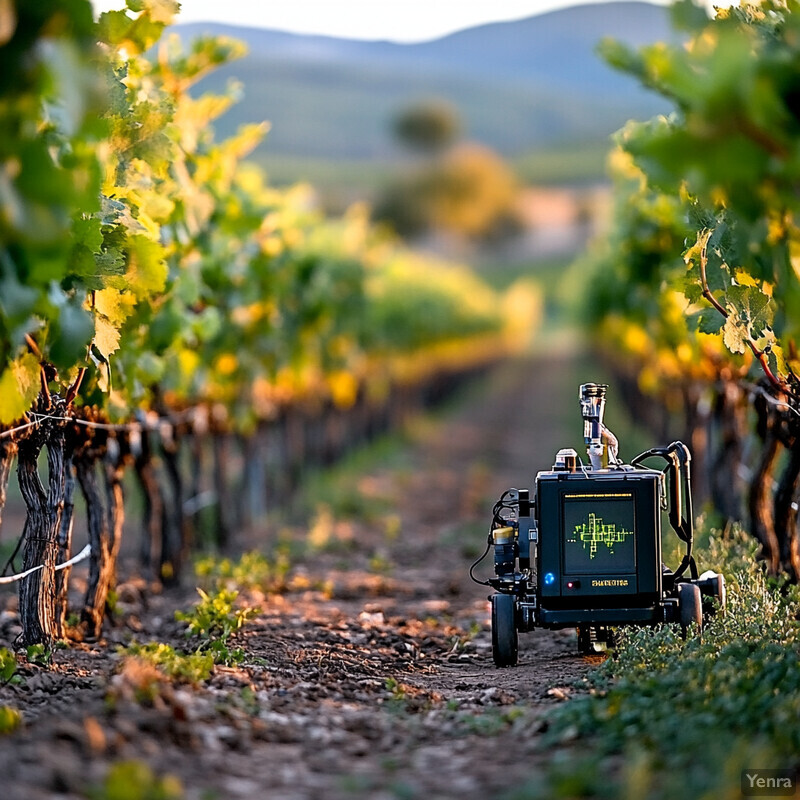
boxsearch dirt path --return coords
[0,350,604,800]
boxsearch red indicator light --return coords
[567,581,574,589]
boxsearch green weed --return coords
[458,706,528,737]
[194,549,290,594]
[447,621,482,654]
[0,646,17,685]
[25,643,52,666]
[89,760,183,800]
[0,705,21,734]
[368,553,393,575]
[175,588,256,641]
[120,643,215,684]
[385,676,407,703]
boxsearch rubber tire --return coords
[678,582,703,637]
[491,594,518,667]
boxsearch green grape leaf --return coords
[727,283,773,338]
[98,8,167,55]
[598,38,644,80]
[67,244,97,281]
[0,273,38,333]
[193,307,222,342]
[136,351,166,384]
[683,276,703,306]
[97,11,134,48]
[48,299,94,368]
[95,248,126,276]
[72,217,104,254]
[98,196,129,227]
[696,309,725,335]
[766,339,788,380]
[670,0,709,33]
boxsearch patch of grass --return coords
[526,524,800,800]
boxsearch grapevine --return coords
[588,0,800,578]
[0,0,537,644]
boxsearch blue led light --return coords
[544,572,556,586]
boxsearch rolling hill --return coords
[172,1,676,184]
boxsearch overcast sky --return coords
[89,0,718,43]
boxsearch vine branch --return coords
[699,237,786,393]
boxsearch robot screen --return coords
[562,492,637,575]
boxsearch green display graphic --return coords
[568,513,634,558]
[562,493,637,575]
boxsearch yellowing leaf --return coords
[139,191,175,224]
[94,288,135,326]
[94,316,121,360]
[327,370,358,409]
[142,0,180,25]
[125,234,167,300]
[722,314,748,355]
[215,354,238,376]
[732,269,758,288]
[178,349,200,380]
[0,353,40,425]
[790,238,800,281]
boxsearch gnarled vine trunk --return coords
[134,426,166,583]
[710,379,747,523]
[748,390,782,574]
[76,430,114,639]
[18,402,69,646]
[55,458,76,634]
[682,383,710,508]
[774,407,800,582]
[211,428,231,550]
[80,433,126,639]
[159,423,187,584]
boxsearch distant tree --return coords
[375,143,521,241]
[392,100,461,155]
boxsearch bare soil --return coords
[0,352,603,800]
